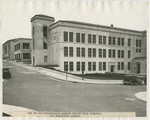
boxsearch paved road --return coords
[3,61,146,117]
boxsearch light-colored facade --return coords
[14,38,31,64]
[31,14,147,74]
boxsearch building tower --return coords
[31,14,55,66]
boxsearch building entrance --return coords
[110,65,114,72]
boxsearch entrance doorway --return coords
[137,62,140,74]
[110,65,114,72]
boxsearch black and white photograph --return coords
[1,0,149,119]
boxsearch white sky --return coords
[1,1,149,44]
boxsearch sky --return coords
[1,1,149,44]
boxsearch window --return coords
[64,62,68,71]
[23,43,30,49]
[23,53,30,59]
[43,26,47,38]
[88,34,91,43]
[113,37,116,45]
[99,35,102,44]
[81,33,85,43]
[103,36,106,45]
[88,48,92,57]
[70,62,73,71]
[82,62,85,71]
[108,36,111,45]
[93,62,96,71]
[118,50,120,58]
[136,49,138,52]
[109,49,111,58]
[128,62,130,70]
[64,31,68,42]
[99,62,102,71]
[128,39,131,46]
[81,48,85,57]
[122,38,124,46]
[44,56,47,62]
[139,40,141,47]
[99,49,102,58]
[93,48,96,57]
[121,50,124,58]
[76,33,80,42]
[69,32,73,42]
[77,62,80,71]
[69,47,73,57]
[121,62,124,70]
[128,51,130,58]
[113,49,115,58]
[32,27,35,50]
[118,37,120,45]
[139,49,141,53]
[103,62,106,71]
[64,47,68,57]
[93,35,96,44]
[18,53,20,59]
[103,49,106,58]
[136,40,138,47]
[88,62,92,71]
[43,41,47,49]
[118,62,120,70]
[77,47,80,57]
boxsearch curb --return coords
[134,92,147,102]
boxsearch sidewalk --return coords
[9,61,123,84]
[134,91,147,102]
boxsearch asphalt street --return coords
[3,61,147,117]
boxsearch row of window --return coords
[15,53,21,60]
[15,53,30,59]
[63,61,131,72]
[15,43,30,51]
[136,49,142,53]
[63,32,141,47]
[64,47,131,58]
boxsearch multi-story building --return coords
[14,38,31,63]
[31,14,147,74]
[3,39,17,60]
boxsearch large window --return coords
[128,62,130,70]
[64,47,68,57]
[118,37,120,45]
[81,48,85,57]
[113,49,115,58]
[108,36,111,45]
[103,36,106,45]
[109,49,111,58]
[93,35,96,44]
[88,34,91,43]
[43,26,47,38]
[77,47,80,57]
[136,40,138,47]
[32,26,35,50]
[118,62,120,70]
[64,62,68,71]
[64,31,68,42]
[139,40,141,47]
[76,33,80,42]
[93,62,96,71]
[81,33,85,43]
[77,62,80,71]
[128,50,131,58]
[82,62,85,71]
[122,38,124,46]
[88,48,92,57]
[128,39,131,46]
[99,49,102,58]
[43,41,47,49]
[93,48,96,57]
[70,62,73,71]
[113,37,116,45]
[88,62,92,71]
[103,62,106,71]
[118,50,120,58]
[99,62,102,71]
[121,62,124,70]
[69,32,73,42]
[99,35,102,44]
[121,50,124,58]
[103,49,106,58]
[69,47,73,57]
[23,43,30,49]
[23,53,30,59]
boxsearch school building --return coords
[31,14,147,74]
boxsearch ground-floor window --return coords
[93,62,96,71]
[23,53,30,59]
[77,62,80,71]
[121,62,124,70]
[118,62,120,70]
[44,56,47,62]
[88,62,92,71]
[82,62,85,71]
[103,62,106,71]
[99,62,102,71]
[64,62,68,71]
[70,62,73,71]
[128,62,130,70]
